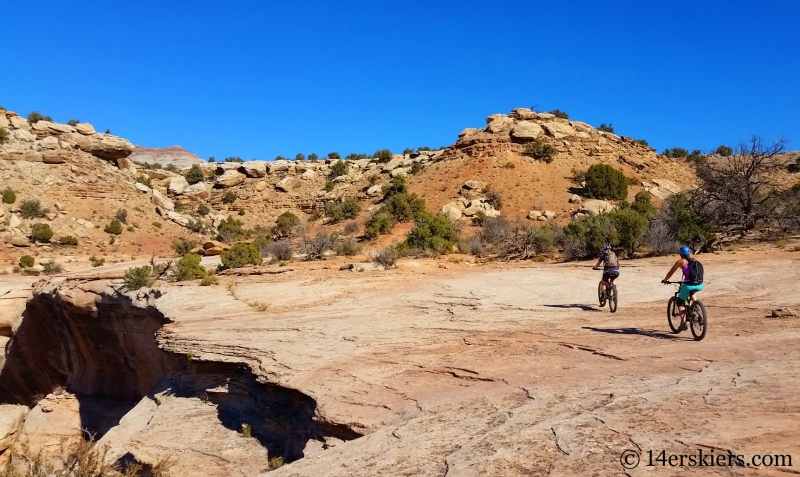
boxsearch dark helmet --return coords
[679,245,691,257]
[603,244,612,251]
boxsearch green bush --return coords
[328,160,349,178]
[630,190,655,216]
[0,128,8,145]
[584,164,628,200]
[663,147,688,158]
[597,123,614,133]
[308,210,322,221]
[374,149,393,163]
[665,193,714,247]
[209,157,216,163]
[124,266,153,291]
[41,260,64,275]
[2,187,16,204]
[220,243,262,270]
[405,211,457,254]
[67,119,80,126]
[59,235,78,246]
[30,223,53,243]
[309,153,319,162]
[185,164,204,185]
[27,111,51,123]
[175,253,207,281]
[327,152,341,159]
[714,145,733,157]
[197,203,210,215]
[274,212,300,239]
[364,213,394,239]
[522,140,558,163]
[410,162,423,174]
[172,237,197,255]
[336,237,361,256]
[90,256,105,267]
[382,175,408,199]
[323,180,335,192]
[104,219,123,235]
[222,190,237,204]
[612,209,648,257]
[136,175,153,188]
[295,153,306,161]
[325,199,361,224]
[633,139,649,147]
[19,199,49,219]
[550,109,569,119]
[19,255,34,268]
[217,216,245,242]
[383,192,426,222]
[373,247,398,269]
[225,157,244,163]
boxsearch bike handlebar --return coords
[663,281,686,285]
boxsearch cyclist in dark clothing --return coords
[592,244,620,295]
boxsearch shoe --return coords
[679,322,688,332]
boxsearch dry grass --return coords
[248,301,270,312]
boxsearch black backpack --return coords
[687,259,704,284]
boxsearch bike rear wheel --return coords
[609,285,618,313]
[667,297,681,333]
[689,301,707,341]
[598,282,606,307]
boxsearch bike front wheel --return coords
[689,301,707,341]
[609,285,618,313]
[667,297,681,333]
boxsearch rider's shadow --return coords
[581,326,693,341]
[543,304,603,312]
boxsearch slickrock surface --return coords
[1,249,797,475]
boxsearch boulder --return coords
[202,240,229,251]
[8,214,20,228]
[511,121,544,140]
[389,168,407,178]
[168,176,190,195]
[301,169,316,180]
[166,211,191,227]
[366,184,383,197]
[8,116,29,130]
[570,121,594,133]
[509,108,537,120]
[575,199,617,217]
[215,170,246,188]
[458,127,479,138]
[151,189,175,212]
[255,181,268,192]
[266,160,290,173]
[652,179,681,194]
[46,122,74,134]
[771,308,798,318]
[483,208,501,218]
[239,161,267,178]
[115,157,137,174]
[74,123,95,135]
[569,194,582,204]
[527,210,542,220]
[485,114,514,134]
[542,122,576,140]
[543,210,556,219]
[70,133,135,160]
[441,202,465,222]
[276,177,301,192]
[600,131,620,142]
[536,113,555,120]
[30,120,54,134]
[462,180,487,191]
[184,182,209,199]
[17,393,83,457]
[134,182,151,193]
[42,151,69,164]
[37,137,60,149]
[204,247,224,256]
[0,404,28,453]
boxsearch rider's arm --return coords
[662,259,684,283]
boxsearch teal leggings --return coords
[678,283,703,304]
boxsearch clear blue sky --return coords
[2,1,798,160]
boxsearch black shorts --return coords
[602,270,619,282]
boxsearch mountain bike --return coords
[665,282,707,340]
[593,268,618,313]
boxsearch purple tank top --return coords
[681,261,690,281]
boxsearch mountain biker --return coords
[661,245,704,330]
[592,244,619,296]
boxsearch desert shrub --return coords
[175,253,207,281]
[633,139,649,147]
[466,236,485,256]
[327,152,341,159]
[90,256,105,267]
[0,128,8,145]
[19,199,49,219]
[165,164,178,173]
[220,242,262,270]
[201,274,218,286]
[374,149,393,163]
[663,193,715,247]
[124,265,153,290]
[27,111,46,123]
[217,216,245,242]
[172,237,197,255]
[185,164,204,185]
[584,164,628,200]
[197,203,210,215]
[597,123,614,133]
[136,175,153,188]
[611,209,648,257]
[325,198,361,224]
[364,213,394,239]
[570,168,586,185]
[187,218,205,233]
[630,190,656,216]
[41,260,64,275]
[115,208,128,223]
[308,210,322,221]
[309,153,319,161]
[405,211,457,254]
[225,157,244,162]
[480,217,553,258]
[269,240,294,261]
[59,235,78,246]
[344,220,359,235]
[30,223,53,243]
[402,148,414,155]
[383,193,426,222]
[373,247,398,269]
[300,232,336,260]
[336,237,361,256]
[295,153,306,161]
[104,219,123,235]
[480,216,511,245]
[152,221,162,228]
[19,255,34,268]
[67,118,80,126]
[485,188,503,210]
[410,162,423,174]
[2,187,15,204]
[522,140,558,163]
[550,109,569,119]
[323,180,335,192]
[208,157,215,162]
[643,214,681,256]
[713,145,732,156]
[328,160,349,178]
[222,190,237,204]
[382,175,408,199]
[346,153,369,160]
[663,147,688,158]
[274,212,300,238]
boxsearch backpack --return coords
[603,251,618,268]
[687,259,704,284]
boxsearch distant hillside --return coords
[129,145,204,169]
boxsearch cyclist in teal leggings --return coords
[661,245,703,330]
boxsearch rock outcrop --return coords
[128,146,204,169]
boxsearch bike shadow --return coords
[543,304,603,312]
[581,326,693,341]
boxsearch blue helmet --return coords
[679,245,691,257]
[603,244,612,251]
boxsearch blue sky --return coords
[2,1,798,160]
